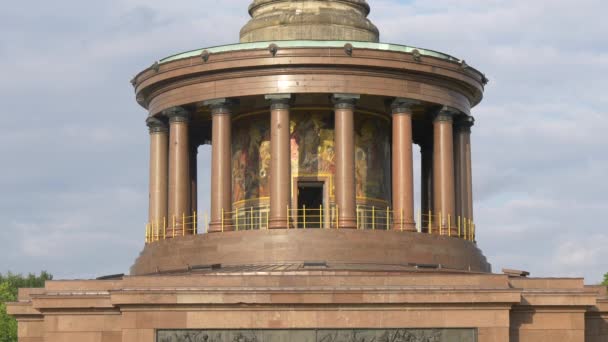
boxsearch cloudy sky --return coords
[0,0,606,283]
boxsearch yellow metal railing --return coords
[356,205,392,230]
[145,212,199,243]
[145,206,476,244]
[289,206,325,229]
[418,210,476,239]
[219,206,270,232]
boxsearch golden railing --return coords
[145,206,476,244]
[145,212,199,243]
[224,206,270,231]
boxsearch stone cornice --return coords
[134,47,484,91]
[133,47,483,115]
[5,302,41,317]
[109,288,522,307]
[517,290,599,307]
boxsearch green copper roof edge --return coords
[159,40,461,64]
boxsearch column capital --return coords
[391,98,419,115]
[146,117,168,133]
[265,94,292,110]
[204,98,237,115]
[164,107,190,123]
[455,115,475,131]
[434,106,460,123]
[333,93,360,109]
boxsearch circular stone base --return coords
[240,0,379,43]
[131,229,491,275]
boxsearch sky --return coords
[0,0,607,283]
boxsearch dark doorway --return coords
[297,182,324,228]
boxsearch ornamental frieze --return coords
[157,329,476,342]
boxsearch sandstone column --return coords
[267,94,292,229]
[391,99,417,231]
[190,144,198,217]
[146,117,169,229]
[458,116,475,223]
[333,94,359,229]
[433,107,457,236]
[206,99,233,232]
[454,116,475,224]
[166,107,192,236]
[453,118,464,223]
[420,139,433,232]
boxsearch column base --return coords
[391,221,416,232]
[209,221,234,233]
[165,228,181,239]
[166,224,193,237]
[433,225,460,237]
[269,217,289,230]
[338,217,357,229]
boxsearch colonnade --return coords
[146,94,474,237]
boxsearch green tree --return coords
[0,272,52,342]
[603,272,608,286]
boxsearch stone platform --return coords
[131,229,491,276]
[7,269,608,342]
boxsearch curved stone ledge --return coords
[131,229,491,275]
[134,46,484,116]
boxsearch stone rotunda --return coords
[134,0,487,275]
[7,1,608,342]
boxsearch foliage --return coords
[603,272,608,286]
[0,272,52,342]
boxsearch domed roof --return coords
[240,0,380,43]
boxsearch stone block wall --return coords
[7,272,608,342]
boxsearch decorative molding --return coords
[157,328,475,342]
[412,49,422,62]
[135,48,483,114]
[268,43,279,56]
[344,43,354,56]
[136,94,145,106]
[460,60,469,70]
[201,50,210,63]
[482,74,489,85]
